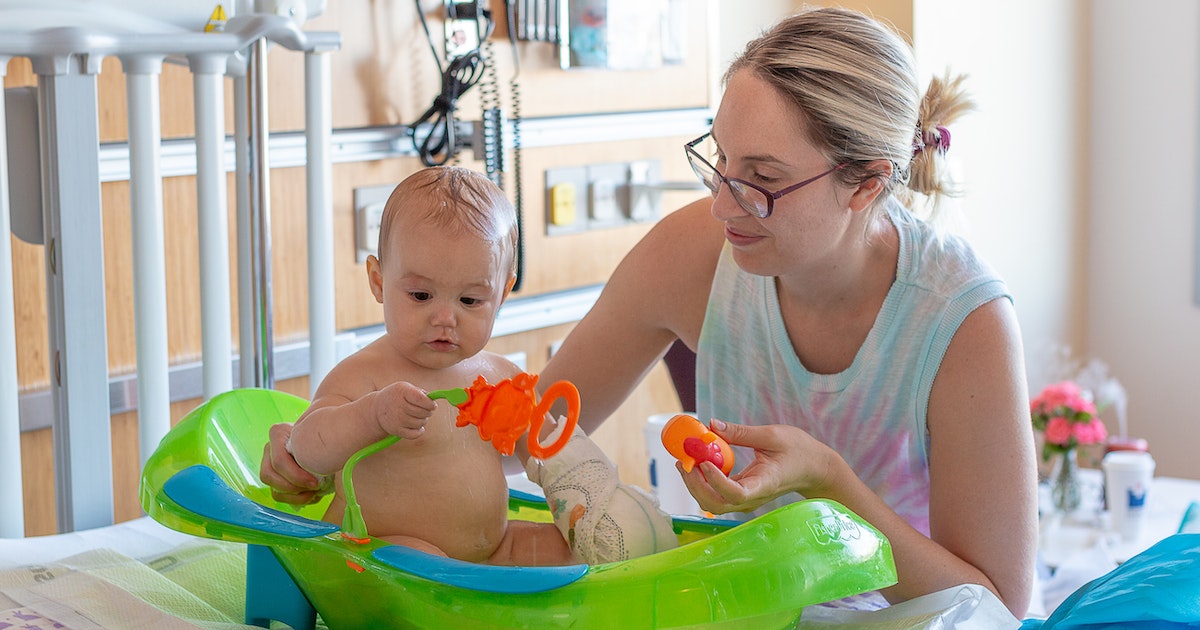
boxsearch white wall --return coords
[911,1,1090,385]
[717,1,1198,478]
[714,1,797,73]
[1088,0,1200,479]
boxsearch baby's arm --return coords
[288,368,436,476]
[520,418,677,564]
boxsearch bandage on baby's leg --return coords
[524,422,678,564]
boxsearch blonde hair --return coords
[377,166,518,274]
[726,7,974,227]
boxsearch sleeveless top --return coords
[695,202,1010,535]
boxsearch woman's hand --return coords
[679,419,838,514]
[260,423,325,505]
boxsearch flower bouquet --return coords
[1030,380,1108,459]
[1031,380,1108,513]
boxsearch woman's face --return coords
[708,70,857,277]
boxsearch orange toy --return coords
[661,414,735,475]
[453,372,580,460]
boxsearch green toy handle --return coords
[341,434,400,541]
[340,388,468,541]
[429,387,468,406]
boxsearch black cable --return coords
[411,49,486,167]
[479,38,504,186]
[413,0,444,76]
[505,0,525,292]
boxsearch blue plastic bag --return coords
[1022,533,1200,629]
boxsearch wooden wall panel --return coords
[9,0,713,532]
[298,0,711,130]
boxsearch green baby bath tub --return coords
[140,388,897,629]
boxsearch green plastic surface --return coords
[140,388,898,629]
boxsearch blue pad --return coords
[1024,533,1200,629]
[372,545,588,594]
[163,465,339,538]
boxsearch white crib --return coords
[0,1,340,537]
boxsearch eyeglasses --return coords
[684,133,844,219]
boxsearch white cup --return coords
[1102,451,1155,541]
[644,413,702,516]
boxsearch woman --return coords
[262,7,1037,616]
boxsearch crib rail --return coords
[0,13,340,536]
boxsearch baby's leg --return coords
[524,424,678,565]
[378,534,448,557]
[486,520,574,566]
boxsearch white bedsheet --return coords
[0,516,197,570]
[0,521,255,629]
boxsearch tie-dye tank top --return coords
[695,203,1010,536]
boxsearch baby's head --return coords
[377,166,518,277]
[368,167,518,367]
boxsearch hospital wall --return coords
[9,1,708,535]
[15,0,1194,535]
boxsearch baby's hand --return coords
[372,381,437,439]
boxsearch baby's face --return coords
[375,218,511,371]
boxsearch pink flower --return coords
[1032,379,1107,457]
[1044,416,1074,446]
[1072,418,1108,445]
[1035,382,1082,412]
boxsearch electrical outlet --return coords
[586,162,629,228]
[545,160,665,235]
[544,166,589,235]
[353,184,394,263]
[628,159,662,222]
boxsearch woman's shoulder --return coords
[616,198,724,336]
[893,208,1006,298]
[626,198,724,284]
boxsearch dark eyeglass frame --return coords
[685,133,845,219]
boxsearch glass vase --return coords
[1050,447,1083,514]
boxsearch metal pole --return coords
[120,54,172,467]
[305,49,335,392]
[246,37,273,389]
[190,53,234,399]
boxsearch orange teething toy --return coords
[453,372,580,460]
[660,414,734,475]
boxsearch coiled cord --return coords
[411,49,487,166]
[505,0,525,291]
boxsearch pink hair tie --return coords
[913,125,951,157]
[921,126,950,153]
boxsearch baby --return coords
[285,165,676,566]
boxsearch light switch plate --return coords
[353,184,395,263]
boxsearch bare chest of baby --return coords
[323,406,511,563]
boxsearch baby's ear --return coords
[366,255,385,304]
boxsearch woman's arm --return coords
[685,298,1037,617]
[541,198,723,433]
[921,297,1037,615]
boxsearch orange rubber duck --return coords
[660,414,734,475]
